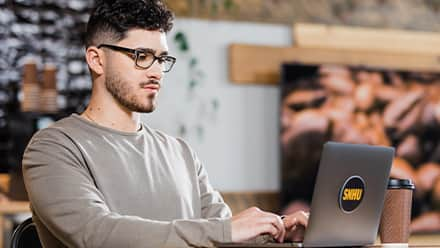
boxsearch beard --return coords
[105,73,157,113]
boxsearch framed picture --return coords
[280,62,440,233]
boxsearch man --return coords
[22,0,308,247]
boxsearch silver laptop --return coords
[219,142,394,247]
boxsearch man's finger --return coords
[283,212,309,229]
[258,212,285,231]
[295,214,308,228]
[273,216,286,242]
[257,215,285,242]
[290,225,305,242]
[259,223,278,237]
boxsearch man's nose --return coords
[146,60,164,80]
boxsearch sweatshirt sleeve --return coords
[22,129,231,248]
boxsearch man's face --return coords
[103,29,169,113]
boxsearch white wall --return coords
[142,18,291,191]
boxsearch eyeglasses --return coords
[97,44,176,73]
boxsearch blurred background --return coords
[0,0,440,246]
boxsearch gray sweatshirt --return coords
[22,114,232,248]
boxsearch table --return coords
[218,244,440,248]
[217,235,440,247]
[408,234,440,246]
[0,201,30,248]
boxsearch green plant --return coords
[173,30,220,141]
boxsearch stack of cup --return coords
[21,61,41,112]
[40,64,58,113]
[379,178,415,247]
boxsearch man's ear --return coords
[86,46,104,75]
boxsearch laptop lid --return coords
[303,142,394,247]
[217,142,394,248]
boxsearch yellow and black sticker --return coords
[339,176,365,213]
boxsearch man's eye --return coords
[137,53,148,61]
[157,57,166,64]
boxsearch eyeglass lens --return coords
[136,52,174,72]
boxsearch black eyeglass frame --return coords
[97,44,176,72]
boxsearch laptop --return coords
[219,142,395,247]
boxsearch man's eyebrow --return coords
[137,47,155,53]
[137,47,169,56]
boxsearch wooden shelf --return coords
[229,43,440,85]
[0,174,9,193]
[293,23,440,55]
[221,191,279,214]
[0,201,29,214]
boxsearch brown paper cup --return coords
[379,179,414,244]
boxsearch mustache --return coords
[140,80,160,88]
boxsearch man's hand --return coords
[231,207,285,243]
[282,211,309,242]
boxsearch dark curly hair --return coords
[84,0,174,48]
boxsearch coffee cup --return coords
[379,178,415,244]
